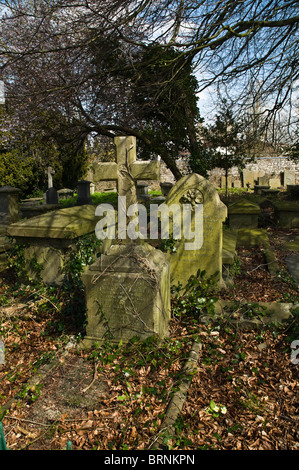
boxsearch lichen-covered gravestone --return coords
[161,174,227,288]
[81,243,170,346]
[228,199,261,229]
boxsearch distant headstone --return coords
[272,201,299,228]
[90,183,95,195]
[57,188,74,201]
[160,182,173,196]
[81,243,171,346]
[242,170,255,188]
[77,180,92,205]
[0,81,5,105]
[282,171,296,187]
[45,166,55,189]
[221,176,232,189]
[228,199,261,229]
[136,183,149,196]
[269,178,281,189]
[232,180,241,188]
[254,185,270,195]
[258,175,270,186]
[162,174,227,288]
[46,187,59,205]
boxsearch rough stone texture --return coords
[163,174,227,288]
[284,237,299,252]
[235,228,269,247]
[215,300,295,326]
[81,243,170,346]
[242,170,255,187]
[228,199,261,229]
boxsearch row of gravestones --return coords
[0,137,227,348]
[221,169,296,189]
[1,136,298,348]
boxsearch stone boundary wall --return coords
[87,156,299,192]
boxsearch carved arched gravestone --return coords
[163,174,227,288]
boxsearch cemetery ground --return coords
[0,189,298,451]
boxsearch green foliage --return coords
[0,149,42,195]
[159,238,177,254]
[0,107,89,196]
[171,269,219,319]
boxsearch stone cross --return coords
[45,166,55,189]
[92,136,160,211]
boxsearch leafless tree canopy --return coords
[0,0,298,160]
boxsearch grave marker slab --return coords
[269,178,281,189]
[228,199,261,229]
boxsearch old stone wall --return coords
[86,156,299,191]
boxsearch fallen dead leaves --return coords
[0,227,298,451]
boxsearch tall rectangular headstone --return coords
[242,170,255,188]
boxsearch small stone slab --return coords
[272,201,299,228]
[228,199,261,229]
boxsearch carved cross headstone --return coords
[45,166,55,189]
[93,136,160,211]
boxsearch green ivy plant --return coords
[171,269,219,319]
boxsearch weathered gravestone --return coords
[269,177,281,189]
[282,170,296,187]
[81,243,170,346]
[242,170,255,188]
[258,175,270,186]
[228,199,261,229]
[159,174,227,288]
[7,205,109,284]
